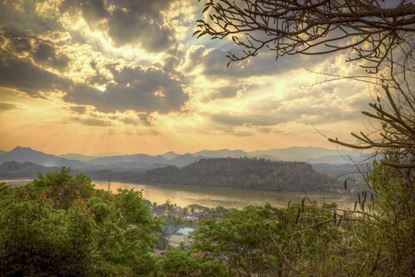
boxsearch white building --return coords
[167,227,195,248]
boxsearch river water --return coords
[93,181,353,209]
[1,179,353,209]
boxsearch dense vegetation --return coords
[0,169,162,276]
[139,158,332,192]
[161,159,415,276]
[1,157,414,276]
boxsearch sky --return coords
[0,0,374,155]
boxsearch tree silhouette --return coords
[195,0,415,72]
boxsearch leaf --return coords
[295,208,301,224]
[197,32,206,38]
[301,198,306,212]
[203,5,210,13]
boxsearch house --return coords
[167,234,187,248]
[176,227,194,236]
[167,227,195,248]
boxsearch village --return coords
[149,201,228,253]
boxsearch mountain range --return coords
[0,146,370,173]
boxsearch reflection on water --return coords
[94,181,353,209]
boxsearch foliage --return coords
[188,158,415,276]
[193,202,350,276]
[154,248,229,277]
[339,159,415,276]
[0,168,162,276]
[1,164,414,276]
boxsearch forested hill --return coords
[137,158,332,192]
[0,158,335,192]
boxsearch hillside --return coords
[0,161,59,178]
[0,147,88,168]
[1,158,336,192]
[0,146,369,174]
[137,158,332,192]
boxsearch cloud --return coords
[208,79,370,129]
[0,54,68,96]
[211,113,289,127]
[186,44,331,79]
[0,54,187,114]
[121,113,152,126]
[65,65,187,113]
[69,106,87,114]
[0,102,17,111]
[0,1,62,35]
[209,86,238,99]
[73,117,112,127]
[62,0,177,51]
[0,0,373,146]
[32,43,69,69]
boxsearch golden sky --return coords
[0,0,372,155]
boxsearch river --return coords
[1,179,353,209]
[93,181,353,209]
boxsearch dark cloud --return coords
[121,113,152,126]
[73,117,112,127]
[0,0,178,58]
[187,45,331,78]
[33,43,69,69]
[0,54,68,96]
[65,65,187,113]
[0,2,61,35]
[0,54,187,113]
[70,106,88,114]
[62,0,177,51]
[210,86,238,99]
[8,37,32,53]
[211,113,289,127]
[1,34,69,70]
[0,102,17,111]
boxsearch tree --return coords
[329,78,415,169]
[194,2,415,275]
[193,203,349,276]
[196,0,415,72]
[0,169,162,276]
[154,248,229,277]
[196,0,415,168]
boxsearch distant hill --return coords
[160,151,179,160]
[194,149,248,158]
[0,147,89,168]
[0,146,371,173]
[137,158,332,192]
[88,153,169,167]
[60,153,99,161]
[0,159,353,193]
[0,161,59,178]
[250,147,362,163]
